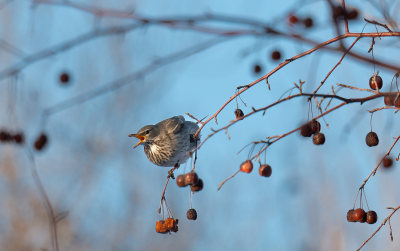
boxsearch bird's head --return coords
[129,125,159,148]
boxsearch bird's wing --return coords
[158,115,185,134]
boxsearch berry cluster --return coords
[287,14,314,28]
[0,130,25,145]
[300,120,325,145]
[176,171,204,192]
[155,218,179,233]
[347,209,377,224]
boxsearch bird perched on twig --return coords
[129,115,199,167]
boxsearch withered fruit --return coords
[313,133,325,145]
[240,160,253,173]
[366,132,379,147]
[187,208,197,220]
[259,164,272,177]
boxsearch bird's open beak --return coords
[129,134,146,148]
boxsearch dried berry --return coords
[382,156,393,168]
[0,131,12,142]
[303,17,313,28]
[176,174,187,187]
[332,6,346,19]
[259,164,272,177]
[253,64,262,74]
[240,160,253,173]
[191,179,204,192]
[352,208,366,222]
[300,123,313,137]
[313,133,325,145]
[13,132,25,144]
[384,95,394,106]
[369,75,383,90]
[155,220,168,234]
[184,172,199,186]
[310,120,321,134]
[164,218,179,232]
[271,50,281,61]
[394,97,400,108]
[366,211,378,224]
[347,209,356,222]
[234,109,244,119]
[187,208,197,220]
[34,133,48,151]
[59,72,70,84]
[366,132,379,147]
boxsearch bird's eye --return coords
[145,130,150,134]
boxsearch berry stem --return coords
[217,170,240,191]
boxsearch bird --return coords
[129,115,200,167]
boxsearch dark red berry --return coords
[34,133,48,151]
[271,50,281,61]
[259,164,272,177]
[59,72,70,84]
[394,96,400,108]
[384,95,394,106]
[187,208,197,220]
[303,17,313,28]
[253,64,262,74]
[0,131,12,142]
[288,14,298,25]
[234,109,244,119]
[176,174,187,187]
[347,9,359,20]
[366,211,378,224]
[184,172,199,186]
[13,132,25,144]
[347,209,356,222]
[240,160,253,173]
[332,6,346,19]
[382,156,393,168]
[313,133,325,145]
[369,75,383,90]
[191,179,203,192]
[366,132,379,147]
[352,208,366,222]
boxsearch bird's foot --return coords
[190,134,199,143]
[167,163,180,179]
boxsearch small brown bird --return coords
[129,116,199,167]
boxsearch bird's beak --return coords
[129,134,146,148]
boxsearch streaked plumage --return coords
[129,116,199,167]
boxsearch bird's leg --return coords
[158,163,180,215]
[190,134,199,143]
[167,163,180,179]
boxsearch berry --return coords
[59,72,70,84]
[13,132,25,144]
[240,160,253,173]
[347,9,359,20]
[187,208,197,220]
[382,156,393,168]
[34,133,48,151]
[191,179,204,192]
[310,120,321,134]
[176,174,187,187]
[253,64,262,74]
[394,97,400,108]
[303,17,313,28]
[366,132,379,147]
[164,218,179,232]
[259,164,272,177]
[0,131,12,142]
[347,209,356,222]
[384,95,394,106]
[271,50,281,61]
[369,75,383,90]
[184,172,199,186]
[234,109,244,119]
[332,6,346,20]
[288,14,298,25]
[352,208,366,222]
[300,123,313,137]
[313,133,325,145]
[366,211,378,224]
[155,220,168,234]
